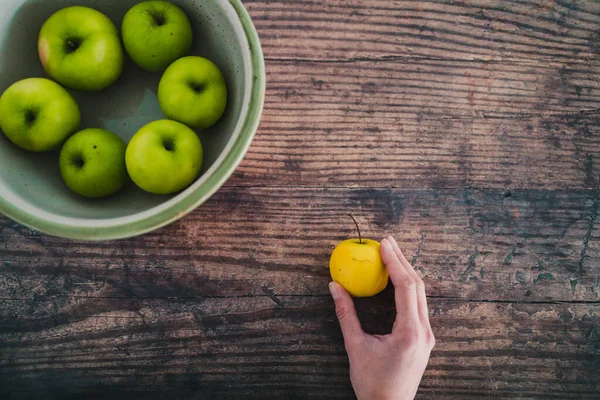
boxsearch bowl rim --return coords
[0,0,266,241]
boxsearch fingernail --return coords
[381,238,392,250]
[329,282,342,299]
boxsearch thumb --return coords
[329,282,364,346]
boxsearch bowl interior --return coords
[0,0,248,220]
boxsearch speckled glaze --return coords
[0,0,265,240]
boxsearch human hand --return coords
[329,236,435,400]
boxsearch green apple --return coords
[126,120,203,195]
[122,1,193,72]
[0,78,81,152]
[38,6,124,91]
[59,128,127,198]
[158,56,227,129]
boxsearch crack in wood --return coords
[461,247,480,282]
[411,232,426,268]
[262,287,284,307]
[571,194,599,294]
[4,294,598,305]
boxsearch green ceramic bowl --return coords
[0,0,265,240]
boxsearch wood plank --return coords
[239,1,600,189]
[247,0,600,63]
[1,296,598,398]
[226,59,600,189]
[2,187,598,303]
[2,1,600,398]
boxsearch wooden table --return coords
[2,0,600,398]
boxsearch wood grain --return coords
[246,0,600,63]
[228,0,600,189]
[1,188,599,307]
[227,59,600,189]
[1,296,599,399]
[2,0,600,398]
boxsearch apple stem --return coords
[348,214,363,244]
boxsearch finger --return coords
[329,282,365,347]
[387,236,417,278]
[387,236,430,326]
[380,239,420,325]
[380,238,411,286]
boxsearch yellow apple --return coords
[329,216,389,297]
